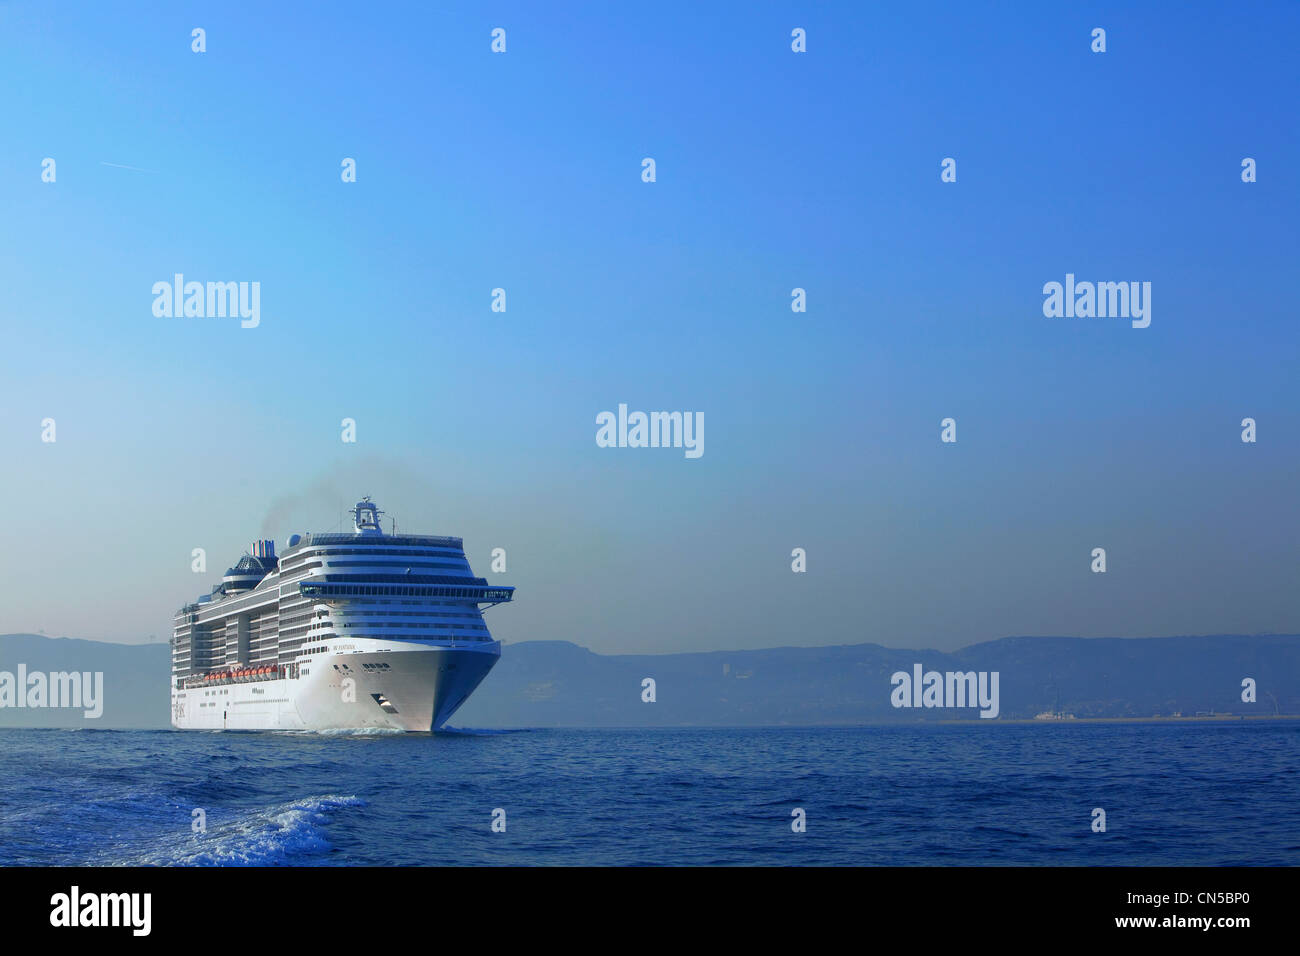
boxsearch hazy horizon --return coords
[8,625,1300,655]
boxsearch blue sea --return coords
[1,723,1296,866]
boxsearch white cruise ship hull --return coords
[171,642,499,732]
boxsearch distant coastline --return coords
[942,713,1300,726]
[3,631,1298,729]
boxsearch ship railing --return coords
[299,582,515,603]
[299,532,464,548]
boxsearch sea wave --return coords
[126,794,366,866]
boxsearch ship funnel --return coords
[250,539,276,559]
[353,497,384,535]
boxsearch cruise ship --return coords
[170,498,514,731]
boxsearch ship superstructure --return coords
[170,498,513,731]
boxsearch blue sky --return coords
[1,1,1297,651]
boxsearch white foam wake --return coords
[127,794,365,866]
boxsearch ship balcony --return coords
[298,580,514,605]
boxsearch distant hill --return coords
[0,634,170,728]
[455,634,1300,726]
[2,632,1296,729]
